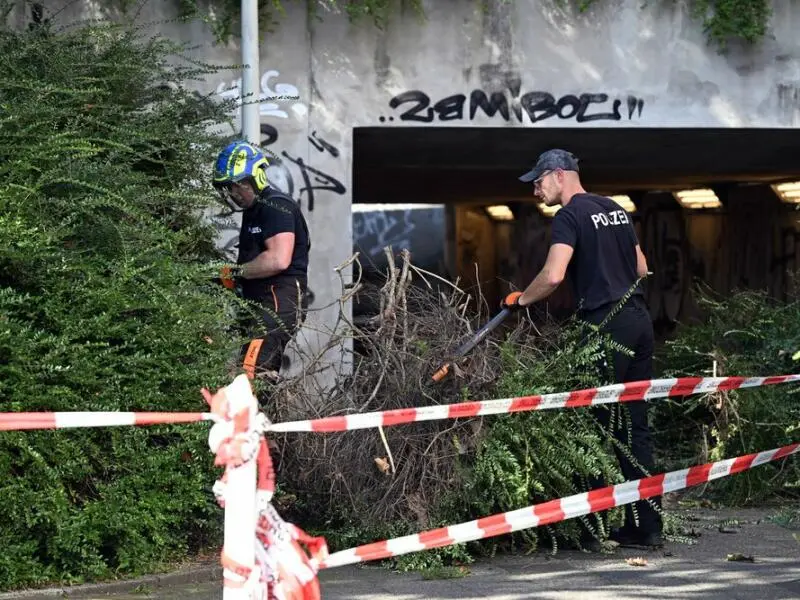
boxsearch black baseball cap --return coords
[518,149,580,183]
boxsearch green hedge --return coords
[651,287,800,505]
[0,19,242,590]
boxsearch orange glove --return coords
[501,291,524,310]
[220,265,240,290]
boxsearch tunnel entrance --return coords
[351,126,800,335]
[353,126,800,203]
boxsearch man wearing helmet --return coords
[212,140,311,389]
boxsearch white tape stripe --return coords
[502,506,538,529]
[269,420,312,432]
[662,469,689,494]
[595,385,627,399]
[644,379,678,398]
[348,413,383,429]
[386,535,426,556]
[752,448,778,467]
[540,393,571,409]
[708,458,736,481]
[414,405,451,422]
[561,492,591,520]
[613,480,641,507]
[55,412,136,428]
[316,549,357,569]
[477,399,515,416]
[447,520,484,542]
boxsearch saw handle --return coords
[431,308,512,382]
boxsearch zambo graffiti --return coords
[380,89,645,124]
[378,63,645,125]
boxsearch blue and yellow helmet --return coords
[212,140,270,193]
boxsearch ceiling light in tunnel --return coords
[609,195,637,213]
[536,202,561,217]
[672,188,721,209]
[485,205,514,221]
[351,203,443,212]
[771,181,800,204]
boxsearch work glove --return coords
[220,265,240,290]
[500,291,525,311]
[214,265,243,296]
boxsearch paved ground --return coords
[4,506,798,600]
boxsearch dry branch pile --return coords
[265,248,517,530]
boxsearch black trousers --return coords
[238,280,308,382]
[580,295,662,535]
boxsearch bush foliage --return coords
[0,17,243,589]
[651,286,800,505]
[440,313,638,555]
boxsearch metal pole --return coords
[240,0,260,144]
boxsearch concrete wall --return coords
[17,0,800,375]
[307,0,800,130]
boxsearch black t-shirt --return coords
[237,187,310,300]
[549,193,643,312]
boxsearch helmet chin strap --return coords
[226,199,246,212]
[216,187,247,213]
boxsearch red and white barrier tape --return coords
[4,374,798,434]
[315,441,800,570]
[3,374,797,594]
[0,411,217,431]
[268,374,800,433]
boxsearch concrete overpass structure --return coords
[18,0,800,376]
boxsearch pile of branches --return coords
[265,248,514,530]
[257,249,647,560]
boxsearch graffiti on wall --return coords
[378,63,644,125]
[353,209,416,258]
[772,225,800,282]
[215,69,308,119]
[353,207,446,274]
[260,125,346,213]
[640,208,688,325]
[635,201,800,330]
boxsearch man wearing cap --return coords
[501,149,662,548]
